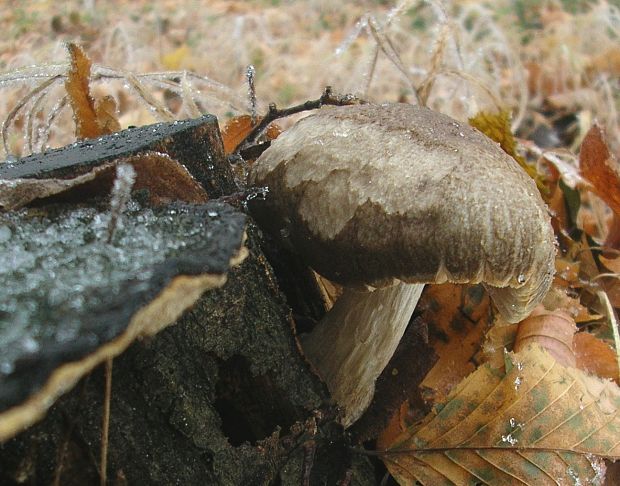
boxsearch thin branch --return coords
[233,86,364,154]
[100,359,113,486]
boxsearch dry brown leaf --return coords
[514,305,577,367]
[65,44,120,139]
[377,400,411,451]
[600,255,620,275]
[221,115,281,155]
[574,332,619,383]
[94,95,121,134]
[312,271,342,311]
[382,345,618,486]
[548,180,571,237]
[0,152,208,210]
[587,47,620,78]
[579,124,620,217]
[65,43,101,139]
[419,284,492,405]
[554,256,581,288]
[543,287,602,323]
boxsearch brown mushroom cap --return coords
[249,103,556,322]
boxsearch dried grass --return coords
[0,0,617,158]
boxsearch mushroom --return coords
[248,103,556,427]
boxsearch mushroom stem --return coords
[302,281,425,427]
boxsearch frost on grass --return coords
[0,201,236,379]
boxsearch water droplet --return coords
[514,375,522,390]
[517,274,526,284]
[501,433,518,446]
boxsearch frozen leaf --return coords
[382,345,620,486]
[221,115,281,155]
[514,305,577,367]
[65,43,101,139]
[94,95,121,134]
[0,152,208,210]
[0,172,101,211]
[469,110,545,193]
[419,284,492,405]
[65,44,121,139]
[476,316,518,368]
[574,333,619,383]
[579,124,620,216]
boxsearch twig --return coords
[107,163,136,244]
[246,65,257,124]
[100,359,113,486]
[232,86,364,154]
[301,439,317,486]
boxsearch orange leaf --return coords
[419,284,491,405]
[554,256,580,288]
[514,305,577,367]
[221,115,281,155]
[574,332,619,383]
[65,43,101,139]
[376,400,410,451]
[94,95,121,134]
[579,123,620,216]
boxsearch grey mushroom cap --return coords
[249,103,556,322]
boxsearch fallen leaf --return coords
[0,152,208,210]
[419,284,492,405]
[542,287,602,323]
[574,332,619,383]
[587,47,620,78]
[221,115,281,155]
[554,256,581,288]
[65,43,101,139]
[579,124,620,217]
[382,345,618,486]
[514,305,577,367]
[94,95,121,134]
[600,255,620,275]
[476,316,518,368]
[161,44,190,71]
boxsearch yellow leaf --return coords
[383,345,618,485]
[469,110,546,194]
[162,44,190,70]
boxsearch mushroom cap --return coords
[249,103,556,322]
